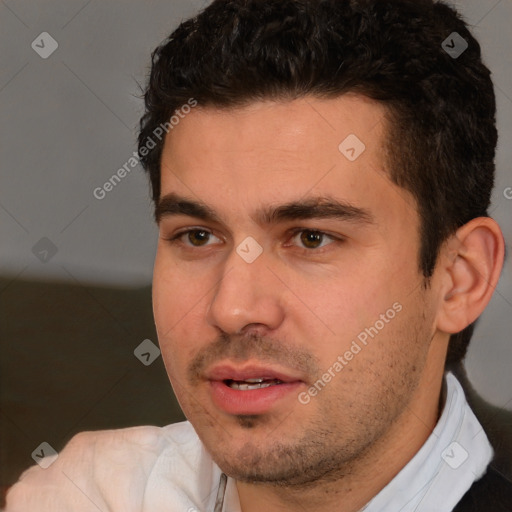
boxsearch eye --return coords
[167,229,221,247]
[289,229,337,250]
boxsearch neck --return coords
[236,368,445,512]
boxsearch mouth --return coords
[223,377,284,390]
[205,364,304,415]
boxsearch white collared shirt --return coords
[359,372,493,512]
[5,372,492,512]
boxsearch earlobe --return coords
[436,217,505,334]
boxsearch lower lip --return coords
[209,380,302,415]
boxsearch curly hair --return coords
[138,0,497,365]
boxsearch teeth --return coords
[226,379,283,390]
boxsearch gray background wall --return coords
[1,0,511,424]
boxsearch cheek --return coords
[309,269,402,332]
[300,265,421,378]
[152,249,206,327]
[152,253,205,372]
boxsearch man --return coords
[5,0,512,510]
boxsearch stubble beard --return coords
[197,385,408,489]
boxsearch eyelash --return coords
[164,228,342,253]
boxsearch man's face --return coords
[153,95,441,485]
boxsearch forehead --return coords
[159,95,415,225]
[163,94,388,163]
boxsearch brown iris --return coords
[300,230,323,249]
[188,230,210,246]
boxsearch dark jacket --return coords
[451,363,512,511]
[453,465,512,511]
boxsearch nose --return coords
[206,245,285,336]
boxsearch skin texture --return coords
[152,95,504,512]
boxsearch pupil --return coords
[301,230,322,248]
[189,230,209,246]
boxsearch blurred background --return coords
[1,0,511,501]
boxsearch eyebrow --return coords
[155,192,375,227]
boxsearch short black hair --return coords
[138,0,497,366]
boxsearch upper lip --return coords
[206,363,304,383]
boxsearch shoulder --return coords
[17,421,199,474]
[60,420,200,460]
[453,464,512,512]
[5,421,206,512]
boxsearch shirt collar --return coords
[361,371,493,512]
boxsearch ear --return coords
[436,217,505,334]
